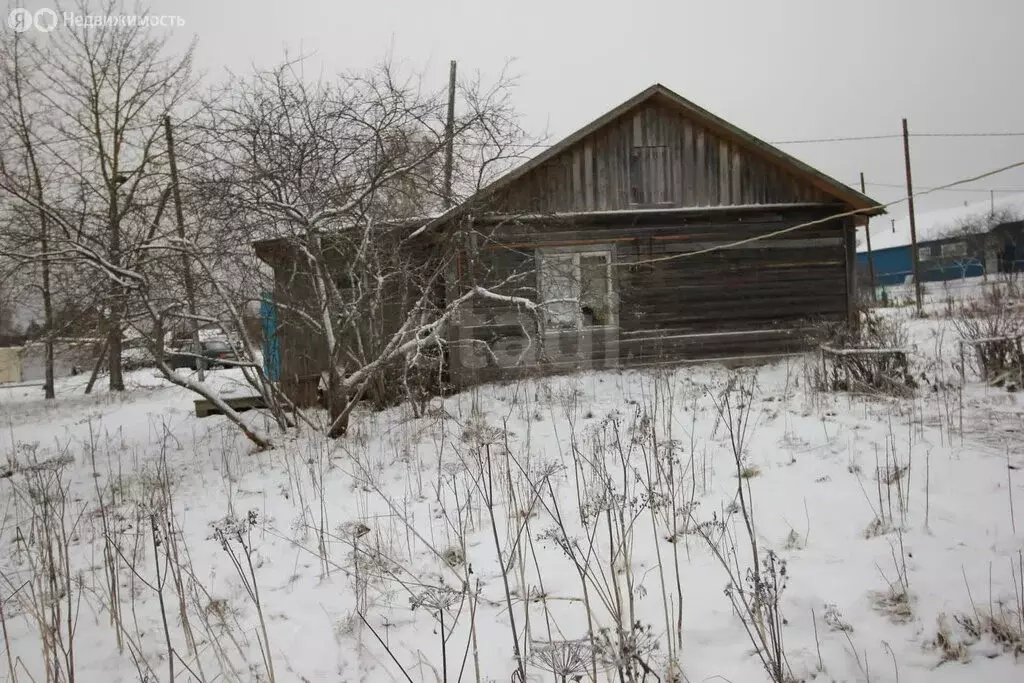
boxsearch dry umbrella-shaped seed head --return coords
[341,520,372,539]
[409,585,461,613]
[528,638,594,680]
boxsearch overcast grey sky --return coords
[15,0,1024,223]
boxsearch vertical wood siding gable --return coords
[498,102,831,213]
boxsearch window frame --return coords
[536,246,618,332]
[940,241,967,259]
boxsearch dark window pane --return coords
[579,254,609,326]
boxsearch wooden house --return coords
[256,84,885,405]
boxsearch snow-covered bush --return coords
[953,292,1024,387]
[811,311,916,396]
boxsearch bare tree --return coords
[0,31,59,396]
[2,13,547,447]
[0,0,197,392]
[945,207,1023,237]
[936,207,1024,280]
[194,57,537,437]
[0,255,25,342]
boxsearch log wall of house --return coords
[493,101,831,213]
[449,206,852,385]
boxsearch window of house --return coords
[941,241,967,258]
[918,246,933,261]
[538,250,616,330]
[629,149,644,204]
[538,254,577,330]
[579,254,612,326]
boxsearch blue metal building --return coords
[856,195,1024,289]
[856,235,985,287]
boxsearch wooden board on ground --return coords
[194,394,266,418]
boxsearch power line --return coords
[441,131,1024,150]
[863,181,1024,194]
[463,131,1024,150]
[771,134,902,145]
[6,128,1024,158]
[773,132,1024,145]
[0,123,166,158]
[621,159,1024,267]
[913,132,1024,138]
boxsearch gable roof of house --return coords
[421,83,885,233]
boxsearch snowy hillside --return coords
[1,306,1023,683]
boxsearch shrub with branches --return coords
[953,289,1024,387]
[812,310,916,395]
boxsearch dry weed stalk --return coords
[213,510,276,683]
[948,554,1024,659]
[691,376,795,683]
[4,441,84,683]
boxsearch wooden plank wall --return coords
[448,207,850,384]
[615,214,849,363]
[495,102,830,213]
[273,264,327,406]
[268,238,445,406]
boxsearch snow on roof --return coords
[857,193,1024,253]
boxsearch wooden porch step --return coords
[194,394,266,418]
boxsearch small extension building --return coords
[256,84,884,404]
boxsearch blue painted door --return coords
[260,293,280,381]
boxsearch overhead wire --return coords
[456,131,1024,149]
[619,159,1024,268]
[770,134,902,144]
[0,122,167,157]
[910,132,1024,139]
[772,132,1024,145]
[862,181,1024,194]
[3,127,1024,158]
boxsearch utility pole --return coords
[442,60,457,210]
[860,172,877,303]
[902,118,923,314]
[164,115,204,381]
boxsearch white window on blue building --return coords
[941,241,967,258]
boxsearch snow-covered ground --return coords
[1,308,1023,682]
[872,273,1024,311]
